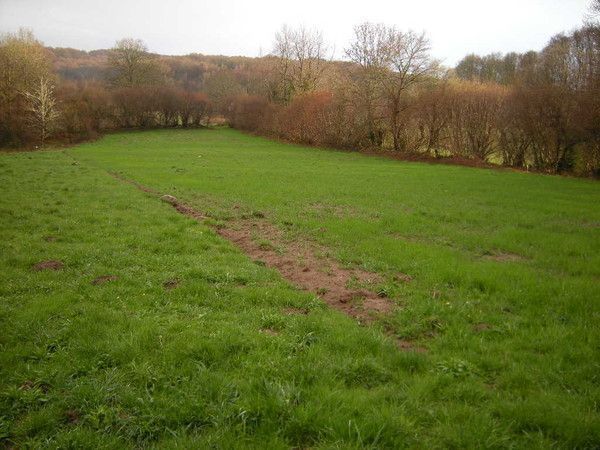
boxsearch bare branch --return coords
[22,78,60,146]
[272,25,328,103]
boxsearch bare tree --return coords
[272,25,295,103]
[382,29,437,151]
[345,23,436,151]
[498,87,532,167]
[23,78,60,147]
[345,23,392,147]
[272,25,327,103]
[108,38,163,87]
[415,79,452,157]
[587,0,600,23]
[0,28,51,145]
[204,69,243,114]
[291,26,327,93]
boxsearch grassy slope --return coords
[1,128,599,448]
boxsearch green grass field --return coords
[1,128,599,448]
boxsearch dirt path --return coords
[216,218,393,322]
[109,172,397,323]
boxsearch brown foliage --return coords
[57,81,113,142]
[413,82,452,157]
[226,94,276,133]
[446,82,505,161]
[278,91,333,144]
[518,85,579,172]
[497,88,532,168]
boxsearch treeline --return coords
[0,33,221,147]
[1,9,599,177]
[228,23,600,176]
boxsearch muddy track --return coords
[108,171,398,323]
[216,219,393,322]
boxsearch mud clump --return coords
[33,260,64,271]
[474,323,492,332]
[92,275,119,285]
[163,279,180,290]
[65,409,81,424]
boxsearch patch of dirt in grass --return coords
[20,380,35,390]
[430,290,442,299]
[163,279,180,290]
[581,221,600,229]
[32,260,64,271]
[217,219,390,322]
[91,275,118,285]
[474,323,492,332]
[363,296,395,314]
[393,273,413,283]
[395,340,428,353]
[482,251,524,262]
[43,235,57,242]
[20,380,50,392]
[109,175,395,323]
[65,409,81,424]
[162,195,207,220]
[109,172,160,194]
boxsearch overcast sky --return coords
[0,0,592,65]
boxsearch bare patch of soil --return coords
[161,194,206,220]
[393,273,413,283]
[395,340,428,353]
[92,275,118,285]
[109,175,397,323]
[363,296,395,314]
[581,221,600,229]
[483,252,524,262]
[173,202,207,220]
[43,235,57,242]
[217,220,390,322]
[19,380,36,390]
[163,279,180,290]
[474,323,492,332]
[65,409,81,424]
[33,260,64,271]
[109,172,160,194]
